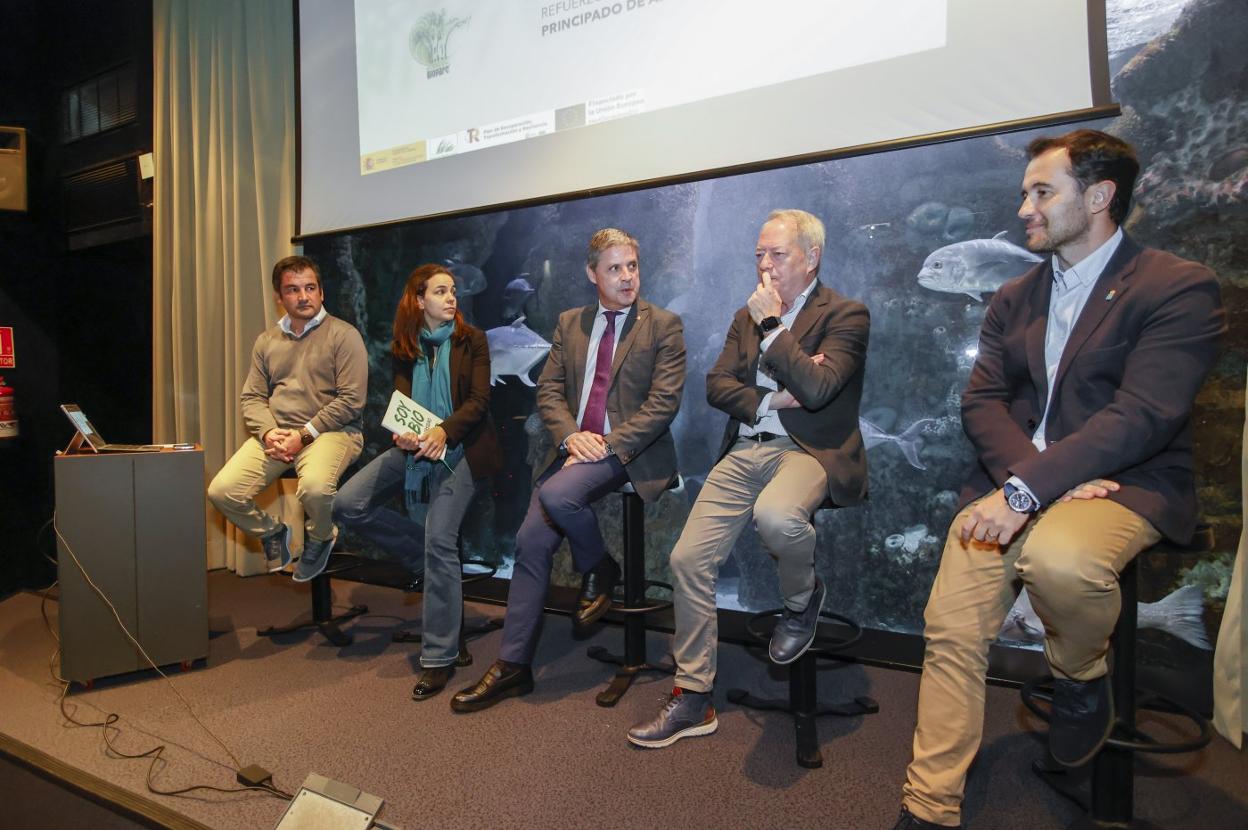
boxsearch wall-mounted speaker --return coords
[0,127,28,213]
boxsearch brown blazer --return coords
[394,324,501,479]
[535,299,686,503]
[960,235,1225,543]
[707,281,870,506]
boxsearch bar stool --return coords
[257,554,368,647]
[1020,526,1215,829]
[258,469,367,647]
[728,605,879,768]
[586,479,678,707]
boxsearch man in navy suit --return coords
[892,130,1225,830]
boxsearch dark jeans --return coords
[498,454,628,664]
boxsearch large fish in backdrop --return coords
[501,275,535,322]
[860,417,935,470]
[999,586,1212,650]
[486,317,550,386]
[916,231,1042,302]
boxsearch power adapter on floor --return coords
[237,764,273,788]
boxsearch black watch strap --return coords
[759,316,782,334]
[1003,482,1038,513]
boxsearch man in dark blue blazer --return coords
[894,130,1225,830]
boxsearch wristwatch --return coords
[299,427,314,446]
[759,316,782,334]
[1003,482,1038,513]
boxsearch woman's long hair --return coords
[391,264,468,360]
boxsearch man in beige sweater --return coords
[208,255,367,581]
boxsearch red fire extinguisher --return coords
[0,377,16,439]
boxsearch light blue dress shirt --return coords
[1009,228,1123,503]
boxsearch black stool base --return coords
[1032,759,1164,830]
[586,645,675,707]
[259,563,367,646]
[731,608,878,768]
[258,605,368,647]
[727,665,879,769]
[1067,819,1163,830]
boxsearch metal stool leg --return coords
[727,608,879,768]
[792,653,823,768]
[588,491,675,707]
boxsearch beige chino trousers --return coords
[902,496,1161,826]
[207,431,363,543]
[670,436,829,693]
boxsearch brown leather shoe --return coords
[450,660,534,713]
[574,555,620,628]
[411,666,453,701]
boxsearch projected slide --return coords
[353,0,947,175]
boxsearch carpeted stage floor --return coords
[0,571,1244,830]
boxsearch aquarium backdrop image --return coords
[306,0,1245,674]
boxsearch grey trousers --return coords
[670,436,828,692]
[412,457,481,668]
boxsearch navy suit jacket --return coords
[960,234,1225,543]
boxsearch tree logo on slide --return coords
[409,9,470,80]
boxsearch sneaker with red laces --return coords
[626,687,718,748]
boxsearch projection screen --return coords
[297,0,1111,238]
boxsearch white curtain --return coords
[152,0,298,575]
[1213,374,1247,749]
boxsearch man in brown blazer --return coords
[452,227,686,712]
[628,208,870,748]
[893,131,1225,830]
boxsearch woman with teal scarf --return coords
[334,264,500,699]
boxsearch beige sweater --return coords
[240,313,368,440]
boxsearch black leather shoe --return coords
[411,666,453,701]
[450,660,534,713]
[1049,674,1114,767]
[574,555,620,628]
[890,805,960,829]
[769,576,826,664]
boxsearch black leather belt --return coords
[742,431,781,442]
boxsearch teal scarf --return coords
[404,321,465,521]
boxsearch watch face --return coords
[1007,489,1034,512]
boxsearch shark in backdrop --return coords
[486,317,551,386]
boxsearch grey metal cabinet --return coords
[54,449,208,684]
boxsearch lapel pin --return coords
[1105,289,1117,301]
